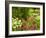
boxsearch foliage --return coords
[12,18,22,31]
[12,7,40,31]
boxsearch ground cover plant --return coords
[12,7,40,31]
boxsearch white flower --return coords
[19,20,21,22]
